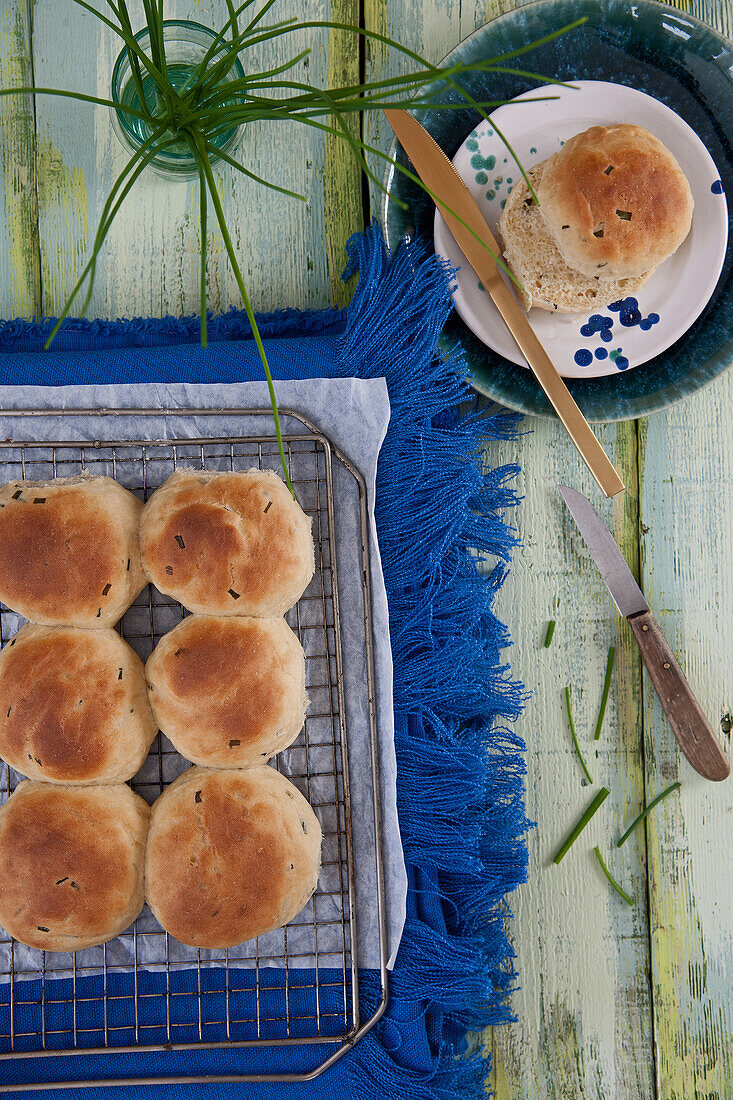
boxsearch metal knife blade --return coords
[559,484,729,781]
[559,485,648,618]
[383,108,624,499]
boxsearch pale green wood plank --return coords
[0,0,40,318]
[639,374,733,1099]
[488,419,653,1100]
[30,0,361,320]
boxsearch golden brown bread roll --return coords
[145,766,321,949]
[145,615,307,768]
[0,782,149,951]
[537,123,694,278]
[139,469,314,617]
[0,475,147,628]
[0,624,157,784]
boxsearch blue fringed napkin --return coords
[0,226,528,1099]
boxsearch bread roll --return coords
[140,469,314,617]
[498,162,654,312]
[536,124,693,278]
[145,766,321,948]
[0,624,157,784]
[146,615,307,768]
[0,781,149,951]
[0,475,146,628]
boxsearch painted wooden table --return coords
[0,1,731,1096]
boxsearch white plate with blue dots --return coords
[433,81,728,379]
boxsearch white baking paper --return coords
[0,378,404,981]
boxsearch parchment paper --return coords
[0,378,404,980]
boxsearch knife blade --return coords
[384,108,624,499]
[560,484,730,781]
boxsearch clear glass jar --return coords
[111,20,245,179]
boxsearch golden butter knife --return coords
[384,109,625,498]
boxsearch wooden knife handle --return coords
[629,610,730,781]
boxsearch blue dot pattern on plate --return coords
[581,314,614,340]
[608,297,661,330]
[595,347,608,360]
[574,349,593,367]
[712,179,724,194]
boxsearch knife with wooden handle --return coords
[560,484,730,781]
[384,108,624,499]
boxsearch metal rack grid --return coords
[0,409,388,1090]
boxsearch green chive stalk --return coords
[594,846,634,906]
[617,781,681,847]
[565,685,593,784]
[594,645,615,741]
[552,787,609,864]
[0,1,584,489]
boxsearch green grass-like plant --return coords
[0,1,583,489]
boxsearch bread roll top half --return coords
[0,624,157,784]
[145,766,321,949]
[140,469,314,617]
[0,781,149,952]
[146,614,307,768]
[537,123,693,278]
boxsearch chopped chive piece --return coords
[565,686,593,783]
[55,877,68,886]
[543,620,556,648]
[617,782,681,847]
[126,558,131,571]
[616,209,632,220]
[228,588,240,600]
[11,490,21,500]
[301,821,309,834]
[118,668,123,680]
[174,535,186,549]
[594,847,634,905]
[561,224,569,229]
[33,497,46,504]
[229,739,241,747]
[593,227,604,238]
[37,926,49,932]
[6,708,10,718]
[264,500,273,513]
[174,648,184,657]
[605,165,614,174]
[594,646,615,741]
[96,608,102,618]
[70,881,80,890]
[552,787,609,864]
[102,583,111,596]
[165,565,173,575]
[194,790,202,804]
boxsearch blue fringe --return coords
[339,227,528,1099]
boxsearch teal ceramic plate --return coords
[381,0,733,421]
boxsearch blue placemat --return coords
[0,226,528,1099]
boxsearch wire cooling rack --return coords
[0,409,388,1090]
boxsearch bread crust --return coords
[0,624,157,784]
[0,475,147,628]
[145,766,321,949]
[537,124,693,278]
[0,782,149,951]
[146,615,307,768]
[140,469,314,617]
